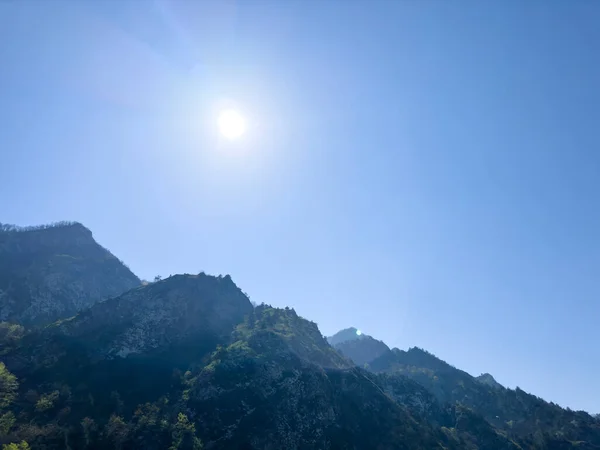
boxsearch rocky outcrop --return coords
[476,372,504,390]
[327,327,363,346]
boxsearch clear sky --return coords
[1,1,599,413]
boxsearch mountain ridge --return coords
[329,326,600,448]
[0,221,598,449]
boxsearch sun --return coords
[218,109,247,140]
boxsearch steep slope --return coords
[2,300,458,449]
[175,307,522,449]
[370,347,600,449]
[0,222,140,326]
[4,300,520,450]
[327,327,390,366]
[236,305,353,370]
[183,306,457,449]
[375,372,522,449]
[1,273,255,448]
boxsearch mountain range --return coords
[0,222,598,449]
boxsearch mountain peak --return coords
[51,272,253,359]
[229,304,352,369]
[476,373,504,390]
[327,327,390,366]
[327,327,364,346]
[0,221,140,325]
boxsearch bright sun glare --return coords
[218,109,247,140]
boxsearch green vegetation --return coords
[2,441,30,450]
[34,391,59,413]
[0,364,17,410]
[0,324,25,356]
[169,413,202,450]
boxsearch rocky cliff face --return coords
[59,273,253,357]
[0,222,140,326]
[13,273,253,370]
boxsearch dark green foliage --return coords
[169,413,202,450]
[0,324,25,357]
[2,441,30,450]
[0,364,17,410]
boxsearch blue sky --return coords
[1,1,599,413]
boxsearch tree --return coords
[0,323,25,356]
[0,412,15,436]
[81,417,97,448]
[2,442,30,450]
[35,391,59,413]
[154,275,162,282]
[131,403,170,446]
[169,413,202,450]
[105,415,129,450]
[244,308,256,329]
[0,363,17,409]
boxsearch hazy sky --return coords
[1,1,599,413]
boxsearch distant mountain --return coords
[327,326,362,346]
[327,327,390,366]
[0,222,140,326]
[368,346,600,449]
